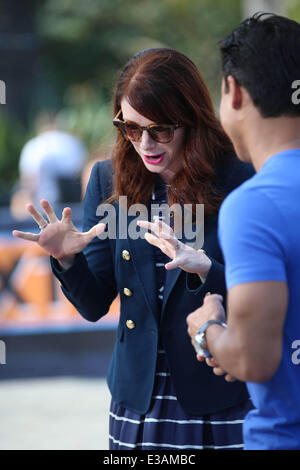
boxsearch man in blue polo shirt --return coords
[187,13,300,449]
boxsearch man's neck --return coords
[244,116,300,172]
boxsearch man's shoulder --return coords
[223,151,300,212]
[220,173,268,220]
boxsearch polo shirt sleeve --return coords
[218,187,287,290]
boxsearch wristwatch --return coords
[194,319,227,358]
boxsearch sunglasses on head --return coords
[113,110,181,144]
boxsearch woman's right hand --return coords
[137,218,212,282]
[12,199,106,269]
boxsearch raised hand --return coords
[12,199,106,266]
[137,218,212,280]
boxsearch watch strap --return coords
[198,319,227,335]
[194,319,227,358]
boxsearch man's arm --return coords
[192,281,288,382]
[187,182,289,382]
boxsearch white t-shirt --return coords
[19,130,87,203]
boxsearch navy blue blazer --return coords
[51,156,254,415]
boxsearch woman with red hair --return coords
[13,48,253,449]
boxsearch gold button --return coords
[126,319,135,329]
[122,250,131,261]
[123,287,133,297]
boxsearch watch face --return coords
[194,332,205,356]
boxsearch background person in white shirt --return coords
[11,113,87,218]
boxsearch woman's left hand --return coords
[137,219,212,280]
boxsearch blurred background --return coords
[0,0,299,450]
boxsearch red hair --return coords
[109,48,233,214]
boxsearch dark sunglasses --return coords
[113,110,181,144]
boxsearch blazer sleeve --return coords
[50,160,118,322]
[185,158,255,301]
[186,258,226,298]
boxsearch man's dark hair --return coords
[220,13,300,117]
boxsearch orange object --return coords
[0,237,119,331]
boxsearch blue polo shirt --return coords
[219,149,300,450]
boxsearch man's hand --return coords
[187,293,225,340]
[187,294,236,382]
[204,357,237,382]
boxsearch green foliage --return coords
[37,0,241,102]
[35,0,242,141]
[287,0,300,22]
[56,85,114,150]
[3,0,300,197]
[0,0,243,198]
[0,112,27,205]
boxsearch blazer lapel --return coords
[161,267,181,313]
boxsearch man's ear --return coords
[226,75,242,110]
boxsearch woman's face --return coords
[121,98,185,183]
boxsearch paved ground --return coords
[0,377,111,450]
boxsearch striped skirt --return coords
[109,348,252,450]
